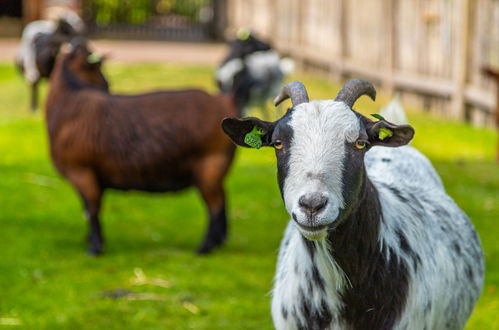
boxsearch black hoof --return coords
[87,248,103,257]
[197,242,216,255]
[87,242,104,256]
[197,234,227,254]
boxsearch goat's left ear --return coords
[361,116,415,147]
[221,117,275,149]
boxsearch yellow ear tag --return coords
[378,128,393,141]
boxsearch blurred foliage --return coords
[84,0,211,25]
[0,61,497,329]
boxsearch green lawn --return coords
[0,61,498,329]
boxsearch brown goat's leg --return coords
[195,155,230,254]
[67,169,104,256]
[197,184,227,254]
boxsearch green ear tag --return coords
[371,113,385,121]
[378,127,393,140]
[237,28,251,41]
[87,53,102,64]
[244,126,265,149]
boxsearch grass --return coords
[0,60,498,329]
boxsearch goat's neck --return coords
[48,62,74,95]
[273,173,386,328]
[327,173,382,280]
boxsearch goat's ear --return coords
[361,115,414,147]
[56,19,75,36]
[222,117,275,149]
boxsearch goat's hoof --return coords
[87,246,103,257]
[197,242,218,255]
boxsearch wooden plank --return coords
[382,0,396,95]
[451,0,471,119]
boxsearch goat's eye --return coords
[355,140,367,150]
[274,140,283,150]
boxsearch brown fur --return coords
[45,43,241,255]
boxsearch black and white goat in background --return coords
[216,30,293,118]
[16,11,84,110]
[222,79,484,329]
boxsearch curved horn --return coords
[273,81,309,107]
[334,79,376,108]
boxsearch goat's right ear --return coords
[222,117,275,149]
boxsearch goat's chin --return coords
[300,229,328,241]
[294,222,329,241]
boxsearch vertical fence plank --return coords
[451,0,471,119]
[383,0,396,95]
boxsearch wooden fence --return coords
[226,0,499,126]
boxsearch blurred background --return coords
[0,0,498,329]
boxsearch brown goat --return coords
[45,42,250,255]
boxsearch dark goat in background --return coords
[216,31,292,118]
[45,42,251,255]
[16,18,83,111]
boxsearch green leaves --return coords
[244,126,265,149]
[371,113,385,121]
[378,127,393,140]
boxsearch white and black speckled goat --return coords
[222,79,484,330]
[216,32,293,118]
[16,11,84,110]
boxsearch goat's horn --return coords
[334,79,376,108]
[274,81,309,107]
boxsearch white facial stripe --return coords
[283,100,360,225]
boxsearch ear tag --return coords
[371,113,385,121]
[237,28,251,41]
[378,128,393,140]
[244,126,265,149]
[87,53,102,64]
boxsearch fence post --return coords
[451,0,471,120]
[337,0,348,80]
[382,0,397,97]
[23,0,43,24]
[212,0,228,40]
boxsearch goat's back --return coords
[47,88,235,192]
[366,146,484,329]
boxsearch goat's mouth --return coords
[291,211,333,240]
[297,224,328,241]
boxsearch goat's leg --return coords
[197,184,227,254]
[30,81,38,111]
[67,169,104,256]
[194,154,230,254]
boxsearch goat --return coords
[216,30,293,118]
[222,80,484,329]
[45,42,252,255]
[16,14,84,111]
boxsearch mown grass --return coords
[0,60,498,329]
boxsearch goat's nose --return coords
[298,193,328,214]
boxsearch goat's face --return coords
[61,41,109,91]
[222,80,414,240]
